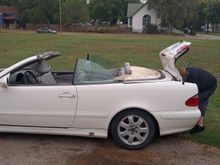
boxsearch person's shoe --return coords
[190,124,205,134]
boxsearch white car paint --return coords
[0,42,201,148]
[160,41,191,81]
[73,81,200,135]
[0,84,77,127]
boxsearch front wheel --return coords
[111,110,156,150]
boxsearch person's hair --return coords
[178,68,188,79]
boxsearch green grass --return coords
[0,30,220,148]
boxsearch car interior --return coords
[8,59,74,86]
[8,56,163,86]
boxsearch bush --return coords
[189,30,196,36]
[143,24,159,34]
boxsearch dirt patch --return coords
[0,134,219,165]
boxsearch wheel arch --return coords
[108,108,160,138]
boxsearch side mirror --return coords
[0,75,9,88]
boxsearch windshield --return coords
[73,59,117,85]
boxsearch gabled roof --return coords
[127,3,144,17]
[0,5,18,14]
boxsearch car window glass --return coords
[74,59,115,85]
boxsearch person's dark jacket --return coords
[186,67,217,93]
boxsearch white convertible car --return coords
[0,41,200,149]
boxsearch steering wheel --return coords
[24,71,39,84]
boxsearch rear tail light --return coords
[185,94,199,107]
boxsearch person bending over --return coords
[178,67,217,133]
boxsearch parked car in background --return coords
[183,28,191,34]
[0,41,200,150]
[37,27,57,34]
[183,28,196,35]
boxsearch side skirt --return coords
[0,126,107,138]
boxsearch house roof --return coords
[127,3,144,17]
[0,5,18,14]
[4,15,17,19]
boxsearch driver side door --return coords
[0,74,77,128]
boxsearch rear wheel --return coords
[111,110,156,150]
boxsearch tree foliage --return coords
[63,0,89,23]
[89,0,139,24]
[187,0,220,31]
[147,0,198,31]
[0,0,219,32]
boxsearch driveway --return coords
[0,134,220,165]
[185,34,220,40]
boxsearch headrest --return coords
[124,62,132,75]
[36,60,50,74]
[84,61,92,73]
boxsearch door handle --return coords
[58,92,76,98]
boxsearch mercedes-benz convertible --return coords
[0,41,200,149]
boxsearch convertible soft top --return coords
[38,51,61,61]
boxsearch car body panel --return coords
[0,126,107,138]
[0,85,77,127]
[73,81,200,135]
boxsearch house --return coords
[0,5,18,28]
[127,2,161,33]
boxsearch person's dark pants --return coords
[199,83,217,116]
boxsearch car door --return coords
[0,82,77,128]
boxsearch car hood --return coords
[159,41,191,81]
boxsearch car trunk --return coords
[159,41,191,81]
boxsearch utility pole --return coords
[59,0,62,32]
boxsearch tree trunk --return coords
[206,21,209,33]
[168,22,172,34]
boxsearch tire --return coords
[111,110,156,150]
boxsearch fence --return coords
[26,23,132,33]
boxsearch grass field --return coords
[0,30,219,148]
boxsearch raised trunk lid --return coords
[159,41,191,81]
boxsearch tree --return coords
[18,0,60,24]
[62,0,89,24]
[191,1,207,31]
[206,0,220,32]
[89,0,139,24]
[0,0,17,5]
[147,0,198,32]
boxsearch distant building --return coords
[0,5,18,28]
[127,2,161,33]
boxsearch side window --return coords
[74,59,115,85]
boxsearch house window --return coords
[142,15,151,26]
[129,17,132,26]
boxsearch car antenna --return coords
[182,57,192,85]
[87,53,90,60]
